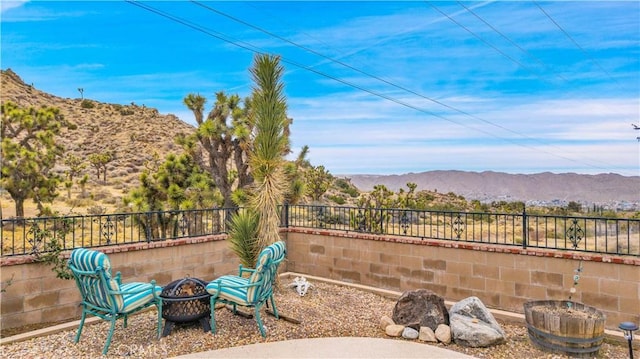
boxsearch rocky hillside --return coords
[348,170,640,205]
[1,69,196,190]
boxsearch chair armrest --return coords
[212,277,262,292]
[111,282,155,296]
[114,272,122,286]
[239,266,256,276]
[150,279,160,299]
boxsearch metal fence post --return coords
[145,212,153,242]
[522,205,527,249]
[283,202,290,228]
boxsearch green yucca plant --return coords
[227,209,260,269]
[248,54,290,250]
[226,54,290,267]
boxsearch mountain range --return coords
[2,68,638,207]
[347,171,640,205]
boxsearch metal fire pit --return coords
[160,277,211,337]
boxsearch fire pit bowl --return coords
[160,277,211,337]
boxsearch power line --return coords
[426,1,630,170]
[533,1,619,85]
[126,0,622,173]
[427,2,548,81]
[456,1,570,83]
[190,1,585,157]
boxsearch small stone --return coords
[380,315,395,330]
[419,326,437,342]
[435,324,452,344]
[385,324,405,337]
[402,327,419,339]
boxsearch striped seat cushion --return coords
[69,248,123,311]
[247,241,286,302]
[206,275,250,306]
[257,241,286,267]
[120,282,162,312]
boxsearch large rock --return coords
[392,289,449,331]
[449,296,506,348]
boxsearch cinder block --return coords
[24,292,60,311]
[423,259,446,271]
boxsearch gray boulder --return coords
[392,289,449,331]
[449,296,505,347]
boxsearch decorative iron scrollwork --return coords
[453,214,464,239]
[316,206,325,228]
[27,221,44,256]
[566,219,584,250]
[178,213,188,236]
[356,209,366,232]
[101,216,114,244]
[400,212,409,235]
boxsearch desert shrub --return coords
[66,198,95,207]
[120,107,134,116]
[102,197,118,205]
[335,178,359,197]
[328,194,346,205]
[80,99,95,109]
[92,190,111,201]
[87,206,106,215]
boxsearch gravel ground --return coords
[0,281,630,358]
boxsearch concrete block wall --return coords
[2,229,638,333]
[0,235,238,331]
[283,228,640,331]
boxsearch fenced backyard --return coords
[2,205,639,257]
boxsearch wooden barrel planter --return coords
[524,300,606,358]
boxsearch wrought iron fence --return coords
[1,208,234,257]
[285,205,640,256]
[2,205,639,257]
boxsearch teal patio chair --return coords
[67,248,163,355]
[206,241,286,337]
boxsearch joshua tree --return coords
[1,101,75,217]
[183,92,255,208]
[248,54,290,250]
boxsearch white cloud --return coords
[1,0,27,14]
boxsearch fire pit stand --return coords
[160,277,211,337]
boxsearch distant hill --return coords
[347,171,640,205]
[1,68,196,190]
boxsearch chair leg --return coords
[102,317,117,355]
[254,303,266,337]
[269,296,280,319]
[156,300,163,339]
[74,310,87,343]
[209,296,217,334]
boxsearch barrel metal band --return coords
[526,324,603,354]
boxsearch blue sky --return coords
[2,1,639,176]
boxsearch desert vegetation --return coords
[2,67,638,259]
